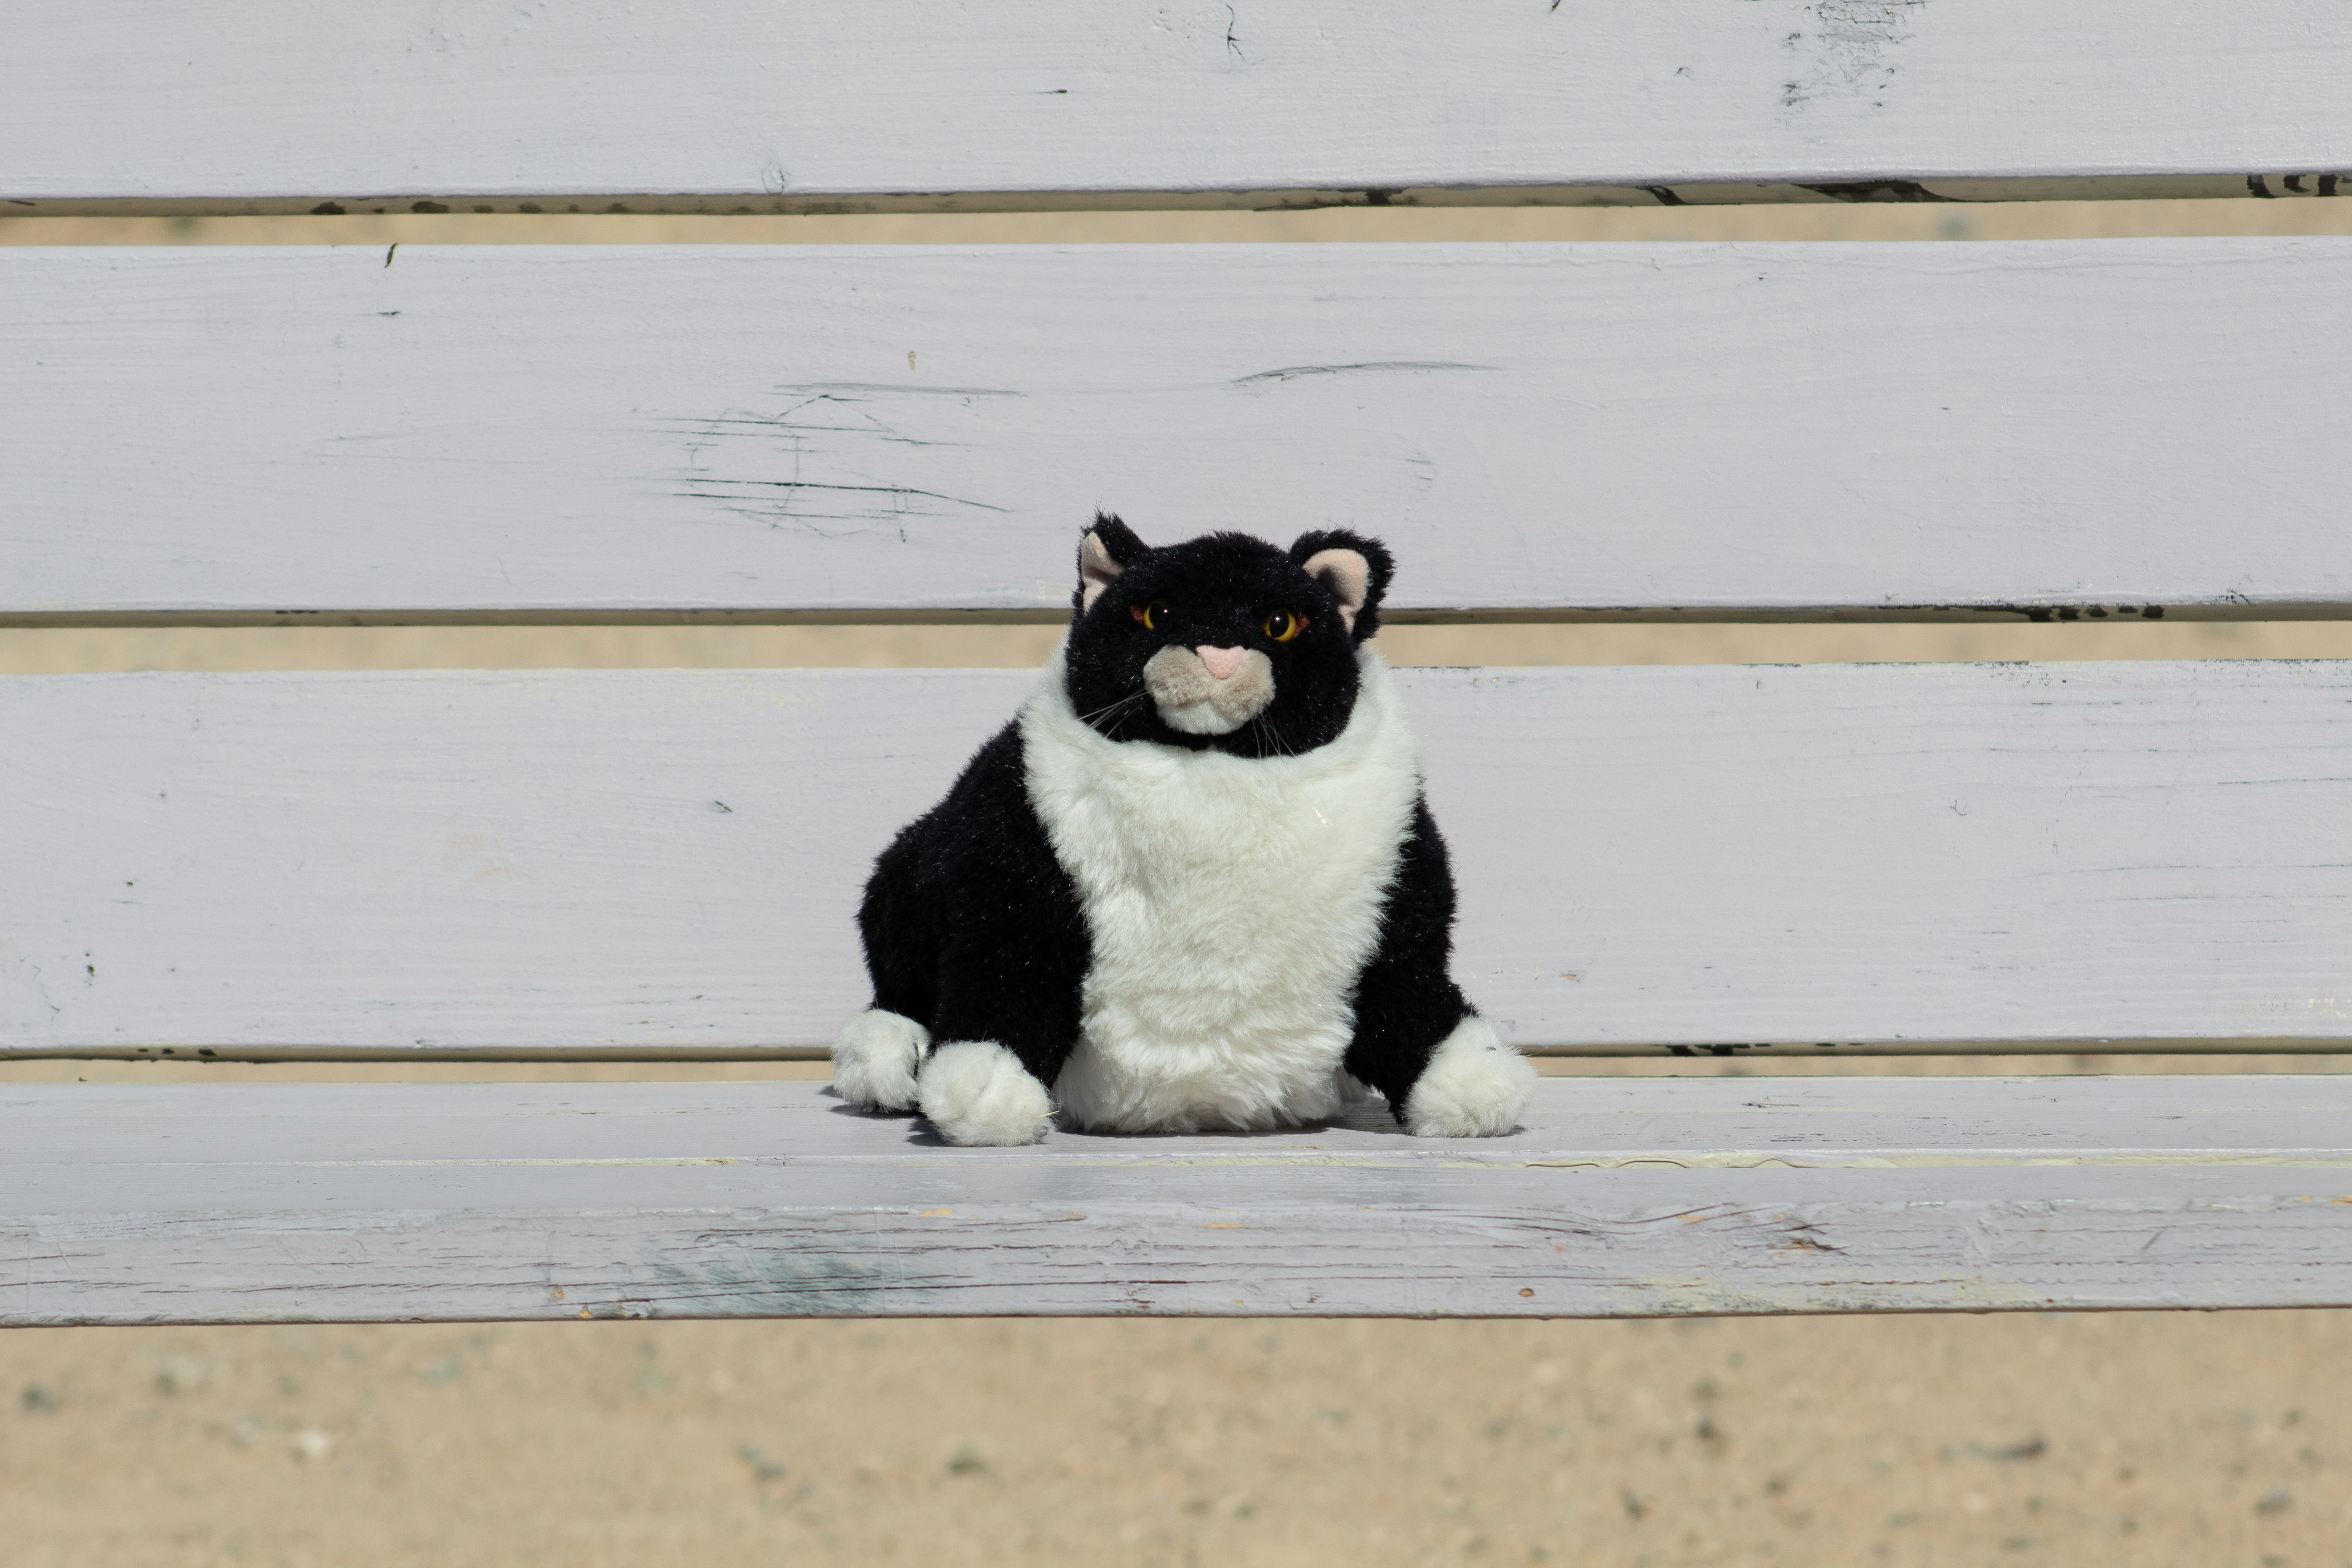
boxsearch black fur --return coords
[858,725,1093,1093]
[1341,800,1473,1111]
[855,515,1476,1127]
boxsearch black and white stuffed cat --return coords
[832,514,1538,1147]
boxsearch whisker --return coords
[1076,691,1146,725]
[1082,690,1151,741]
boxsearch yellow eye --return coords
[1263,608,1308,643]
[1131,599,1170,630]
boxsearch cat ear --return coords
[1076,513,1148,613]
[1289,530,1394,642]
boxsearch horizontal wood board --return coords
[13,1077,2352,1323]
[8,242,2352,622]
[5,662,2348,1057]
[5,2,2350,211]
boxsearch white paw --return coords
[831,1009,930,1111]
[917,1041,1056,1147]
[1401,1015,1537,1138]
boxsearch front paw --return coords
[1401,1015,1538,1137]
[832,1009,931,1111]
[917,1041,1055,1147]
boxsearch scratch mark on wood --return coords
[665,389,1012,536]
[1229,360,1495,387]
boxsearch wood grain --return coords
[13,1076,2352,1324]
[5,661,2347,1058]
[6,2,2349,212]
[7,242,2352,624]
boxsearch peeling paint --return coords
[1779,0,1928,114]
[637,1235,911,1317]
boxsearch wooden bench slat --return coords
[7,661,2347,1057]
[7,2,2349,213]
[7,241,2352,624]
[13,1077,2352,1324]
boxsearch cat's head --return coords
[1061,513,1394,757]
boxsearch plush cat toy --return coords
[832,514,1538,1147]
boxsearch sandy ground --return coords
[10,197,2352,1563]
[6,1267,2350,1567]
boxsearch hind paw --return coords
[1401,1015,1537,1138]
[831,1009,931,1111]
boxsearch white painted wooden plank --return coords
[20,1075,2352,1171]
[7,242,2352,623]
[12,1078,2352,1323]
[4,661,2347,1056]
[5,2,2349,212]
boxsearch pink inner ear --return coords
[1078,531,1123,612]
[1299,548,1371,632]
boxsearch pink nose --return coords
[1196,645,1247,681]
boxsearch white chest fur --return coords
[1019,646,1421,1132]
